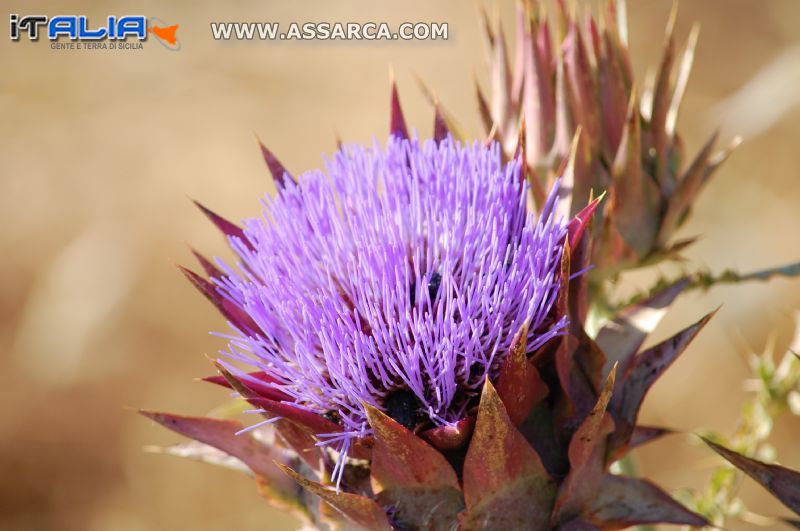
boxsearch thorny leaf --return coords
[140,411,279,478]
[212,362,331,467]
[585,474,709,529]
[552,367,617,524]
[566,195,603,251]
[627,426,673,452]
[658,131,719,244]
[192,200,252,250]
[144,440,252,476]
[596,279,689,377]
[610,94,659,257]
[390,79,409,140]
[461,379,556,530]
[703,438,800,516]
[140,411,306,514]
[204,370,290,402]
[364,403,459,490]
[188,246,223,278]
[432,102,450,143]
[179,265,261,334]
[497,322,549,425]
[609,310,716,456]
[256,136,295,187]
[666,24,700,137]
[279,464,393,531]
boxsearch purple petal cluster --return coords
[213,136,567,458]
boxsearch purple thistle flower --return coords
[211,135,567,484]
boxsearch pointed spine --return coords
[390,79,409,139]
[256,136,295,187]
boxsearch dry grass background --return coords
[1,1,799,529]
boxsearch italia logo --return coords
[9,14,181,50]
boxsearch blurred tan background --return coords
[1,1,800,530]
